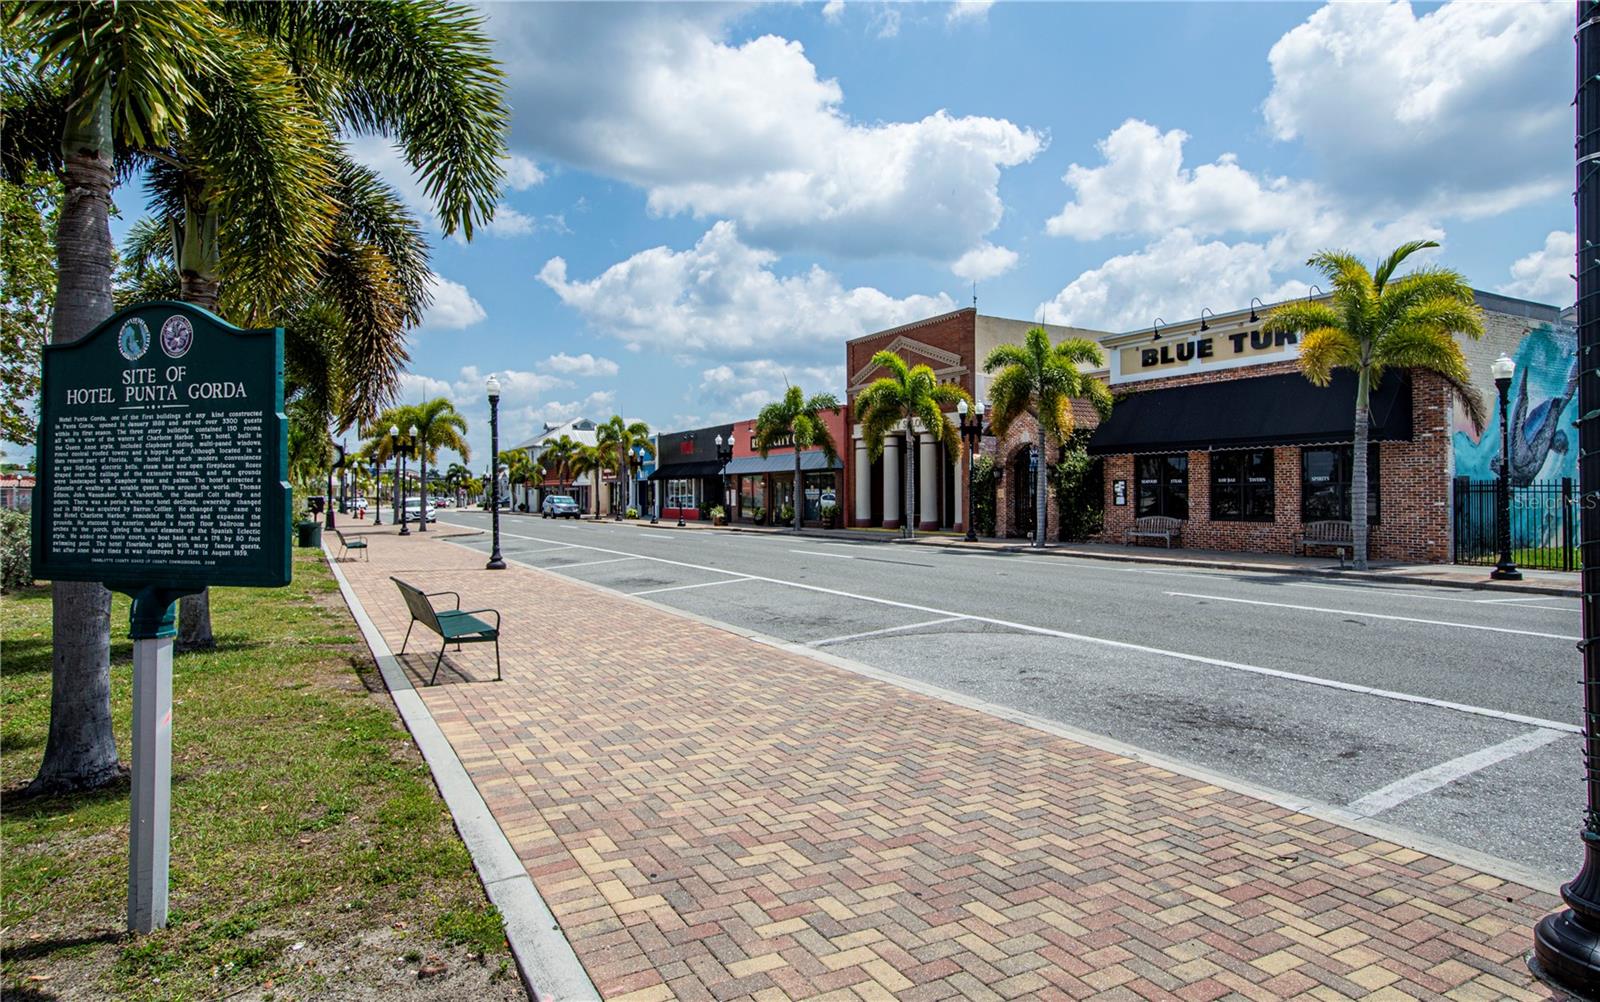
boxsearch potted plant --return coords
[709,504,729,526]
[752,505,766,525]
[778,503,795,527]
[626,505,640,519]
[819,502,839,529]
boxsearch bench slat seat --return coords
[334,528,368,561]
[1126,516,1184,548]
[1295,520,1365,568]
[391,577,501,684]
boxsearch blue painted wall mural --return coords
[1453,322,1577,484]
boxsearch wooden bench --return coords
[333,528,368,561]
[1125,516,1184,548]
[391,577,501,685]
[1295,520,1364,567]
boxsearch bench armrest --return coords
[461,608,501,630]
[424,590,462,609]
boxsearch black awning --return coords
[1087,369,1412,456]
[647,460,727,480]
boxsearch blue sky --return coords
[93,1,1577,475]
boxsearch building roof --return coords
[511,417,598,453]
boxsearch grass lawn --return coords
[1,549,519,1001]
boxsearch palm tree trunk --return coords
[176,254,221,653]
[1035,424,1048,548]
[31,90,121,794]
[1351,368,1372,571]
[904,427,917,539]
[793,449,804,532]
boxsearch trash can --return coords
[296,520,322,548]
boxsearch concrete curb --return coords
[436,532,1565,897]
[599,518,1580,598]
[321,547,600,1002]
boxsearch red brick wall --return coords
[1096,369,1452,562]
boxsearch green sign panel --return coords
[31,302,291,590]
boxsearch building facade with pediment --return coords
[843,308,1112,533]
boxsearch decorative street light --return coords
[486,375,505,570]
[338,439,349,515]
[389,423,401,528]
[715,434,734,523]
[958,398,985,541]
[325,440,344,531]
[1490,353,1522,581]
[370,449,383,526]
[407,424,419,534]
[631,445,645,517]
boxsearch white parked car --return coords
[402,499,437,523]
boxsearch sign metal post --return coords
[32,301,289,935]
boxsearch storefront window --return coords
[739,475,766,521]
[803,471,836,521]
[666,478,696,510]
[1210,451,1274,522]
[771,473,795,520]
[1135,454,1188,519]
[1300,445,1380,523]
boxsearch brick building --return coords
[1087,290,1567,563]
[842,308,1108,533]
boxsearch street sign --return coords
[29,301,289,936]
[31,301,291,590]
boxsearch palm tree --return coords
[853,352,971,539]
[571,444,609,519]
[379,399,470,532]
[755,387,841,532]
[5,2,232,793]
[983,327,1113,548]
[445,461,471,505]
[502,451,543,511]
[1264,240,1487,570]
[542,435,582,496]
[597,416,653,518]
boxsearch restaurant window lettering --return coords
[1135,454,1188,519]
[1210,450,1274,522]
[1301,445,1380,523]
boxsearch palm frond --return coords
[1297,327,1360,386]
[1262,301,1341,337]
[1372,239,1439,291]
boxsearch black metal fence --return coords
[1452,477,1578,571]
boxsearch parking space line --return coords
[809,617,968,648]
[631,578,749,596]
[513,544,581,555]
[791,549,854,559]
[549,557,639,570]
[1286,581,1489,604]
[1164,591,1579,641]
[1346,729,1566,817]
[451,523,1581,735]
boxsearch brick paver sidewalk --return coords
[335,528,1561,1001]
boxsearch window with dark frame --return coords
[1210,450,1275,522]
[1300,445,1380,523]
[1134,454,1188,519]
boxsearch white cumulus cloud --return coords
[422,273,487,330]
[950,243,1018,282]
[696,359,844,420]
[538,221,956,359]
[1040,229,1310,333]
[1500,231,1575,306]
[1263,0,1568,211]
[488,4,1040,261]
[542,353,620,378]
[947,1,995,25]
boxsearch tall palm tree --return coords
[378,399,470,532]
[571,443,609,519]
[597,416,652,517]
[983,327,1113,548]
[1265,240,1487,570]
[853,351,971,539]
[542,435,581,496]
[5,2,233,793]
[502,450,543,511]
[445,461,471,504]
[755,386,841,532]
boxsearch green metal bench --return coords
[333,528,369,561]
[391,577,501,685]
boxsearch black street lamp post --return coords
[371,451,383,526]
[958,398,985,542]
[395,424,411,537]
[487,375,505,570]
[390,423,401,526]
[339,440,349,514]
[1533,7,1600,990]
[1490,353,1522,581]
[715,434,734,524]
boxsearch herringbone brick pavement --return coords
[335,528,1562,1001]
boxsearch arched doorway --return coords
[1010,446,1036,539]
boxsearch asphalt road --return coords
[436,510,1585,886]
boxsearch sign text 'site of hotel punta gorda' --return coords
[31,301,291,591]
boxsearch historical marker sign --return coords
[31,301,291,590]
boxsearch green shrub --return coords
[752,505,765,523]
[1050,435,1104,542]
[778,503,795,525]
[970,455,998,538]
[0,508,31,593]
[625,506,639,519]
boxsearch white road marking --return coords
[1346,729,1567,816]
[1286,582,1489,604]
[630,578,749,596]
[550,557,639,569]
[443,522,1581,735]
[1163,591,1579,642]
[809,617,968,648]
[790,549,856,559]
[512,544,581,555]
